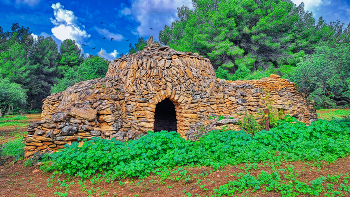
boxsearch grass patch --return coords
[0,115,29,122]
[0,122,28,127]
[0,115,29,128]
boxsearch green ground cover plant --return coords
[1,110,350,196]
[30,113,350,196]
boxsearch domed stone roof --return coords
[105,38,217,91]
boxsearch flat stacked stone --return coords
[23,37,318,158]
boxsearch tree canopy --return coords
[157,0,350,108]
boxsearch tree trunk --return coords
[6,105,11,115]
[0,108,3,118]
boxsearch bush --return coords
[1,138,25,161]
[0,78,28,115]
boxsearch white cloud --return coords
[49,2,91,56]
[94,27,124,41]
[125,0,195,42]
[291,0,323,10]
[30,33,38,42]
[51,24,90,43]
[1,0,41,7]
[98,48,104,56]
[290,0,329,22]
[50,3,78,25]
[97,48,119,61]
[121,7,132,15]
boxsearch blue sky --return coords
[1,0,350,62]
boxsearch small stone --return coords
[70,119,82,124]
[34,129,46,136]
[33,136,53,142]
[52,112,68,122]
[91,130,101,136]
[61,126,78,136]
[25,137,41,143]
[81,125,93,131]
[45,130,53,138]
[55,136,65,141]
[54,141,67,145]
[65,136,78,141]
[98,107,112,115]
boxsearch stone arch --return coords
[153,98,177,133]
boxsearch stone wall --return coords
[23,45,318,158]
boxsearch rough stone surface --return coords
[61,126,78,136]
[52,112,68,122]
[24,42,319,158]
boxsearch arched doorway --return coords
[154,98,177,132]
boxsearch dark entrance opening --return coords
[154,98,177,132]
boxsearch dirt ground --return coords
[0,114,41,145]
[0,110,349,197]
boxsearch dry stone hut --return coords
[24,36,318,158]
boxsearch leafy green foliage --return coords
[0,115,28,122]
[23,35,61,110]
[50,55,110,94]
[50,67,80,94]
[0,23,34,55]
[289,42,350,109]
[159,0,345,77]
[75,55,109,81]
[128,37,148,55]
[56,39,85,78]
[38,116,350,182]
[0,78,28,114]
[1,138,25,161]
[157,0,350,113]
[0,32,32,85]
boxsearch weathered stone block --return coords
[42,123,56,129]
[24,146,36,151]
[81,125,93,131]
[70,106,97,121]
[25,137,41,143]
[98,107,112,115]
[91,130,101,136]
[100,122,115,131]
[61,126,78,136]
[103,115,115,122]
[33,136,53,142]
[54,141,66,145]
[24,142,43,146]
[34,129,46,136]
[52,112,68,122]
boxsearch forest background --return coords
[0,0,350,117]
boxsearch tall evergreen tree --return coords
[128,37,148,54]
[0,23,34,58]
[56,39,85,78]
[158,0,349,80]
[0,32,33,85]
[23,36,61,110]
